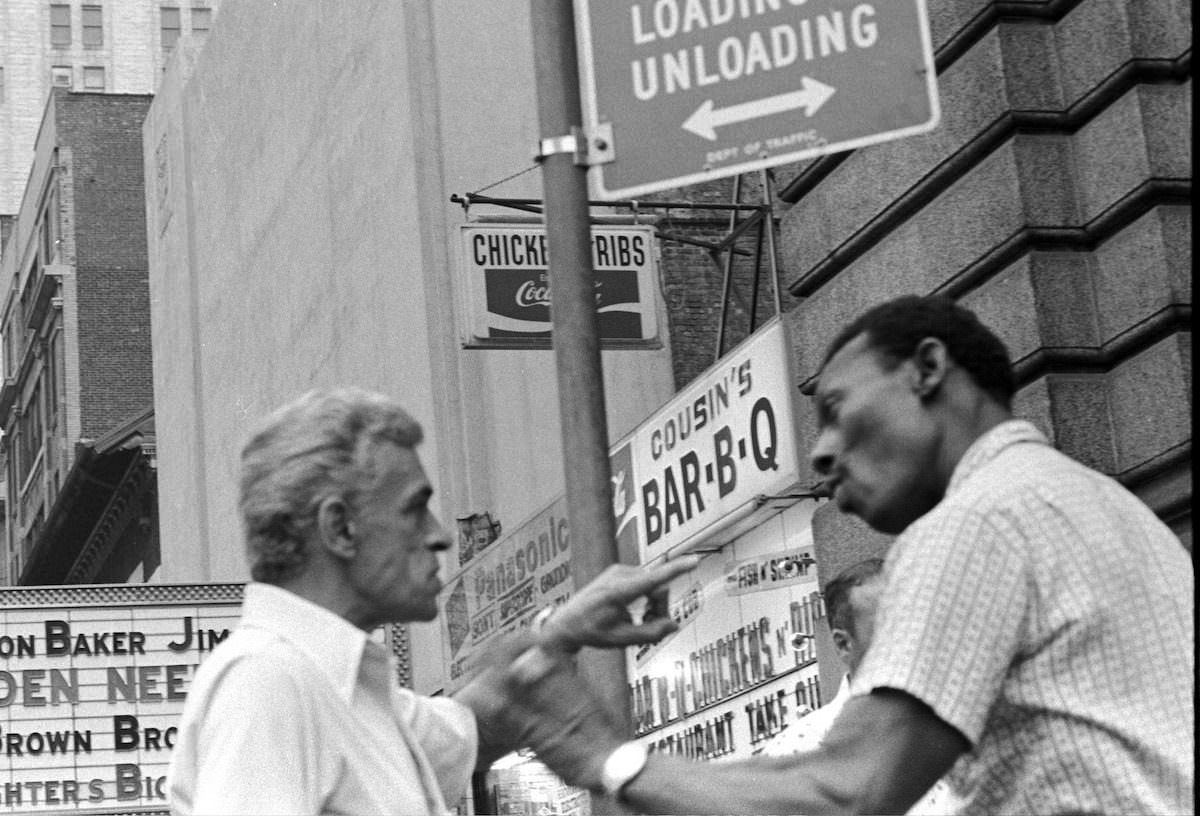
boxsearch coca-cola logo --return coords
[515,280,550,307]
[514,280,608,308]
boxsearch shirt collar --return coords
[946,419,1048,496]
[238,582,370,701]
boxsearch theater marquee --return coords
[457,223,661,349]
[0,584,242,813]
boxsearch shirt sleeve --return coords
[851,504,1031,746]
[187,654,335,815]
[400,691,478,807]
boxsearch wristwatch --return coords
[600,741,649,802]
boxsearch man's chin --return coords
[415,605,440,623]
[390,602,440,625]
[866,505,923,535]
[838,496,896,534]
[834,489,862,519]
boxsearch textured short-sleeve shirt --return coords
[168,583,477,815]
[852,420,1194,815]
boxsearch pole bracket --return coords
[534,123,615,167]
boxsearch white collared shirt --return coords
[854,420,1194,815]
[168,583,476,815]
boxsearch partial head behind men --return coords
[811,296,1017,534]
[822,557,885,677]
[239,387,425,585]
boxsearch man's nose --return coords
[426,518,452,552]
[809,431,836,476]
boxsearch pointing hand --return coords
[538,555,702,652]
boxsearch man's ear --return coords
[316,497,357,560]
[910,337,950,400]
[831,628,852,662]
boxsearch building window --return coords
[18,384,44,485]
[191,5,211,34]
[46,184,60,262]
[82,5,103,47]
[50,4,72,47]
[3,315,17,379]
[82,66,105,90]
[161,6,181,50]
[47,332,62,427]
[51,66,72,89]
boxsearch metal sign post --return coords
[528,1,633,808]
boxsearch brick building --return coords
[0,90,158,585]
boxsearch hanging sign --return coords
[440,500,576,692]
[611,318,805,563]
[625,513,827,762]
[574,0,941,198]
[458,223,661,349]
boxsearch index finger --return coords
[617,554,702,598]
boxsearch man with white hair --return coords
[168,387,696,815]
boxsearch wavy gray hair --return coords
[239,387,424,583]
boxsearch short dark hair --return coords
[822,295,1016,407]
[823,557,885,635]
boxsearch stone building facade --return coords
[759,0,1192,695]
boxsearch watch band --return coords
[600,741,649,801]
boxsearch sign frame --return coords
[456,221,662,350]
[610,317,807,564]
[574,0,942,199]
[438,498,576,693]
[624,502,827,761]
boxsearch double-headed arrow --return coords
[682,76,836,141]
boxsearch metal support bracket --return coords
[534,123,615,167]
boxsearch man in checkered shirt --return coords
[504,294,1194,814]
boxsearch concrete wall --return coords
[143,1,675,692]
